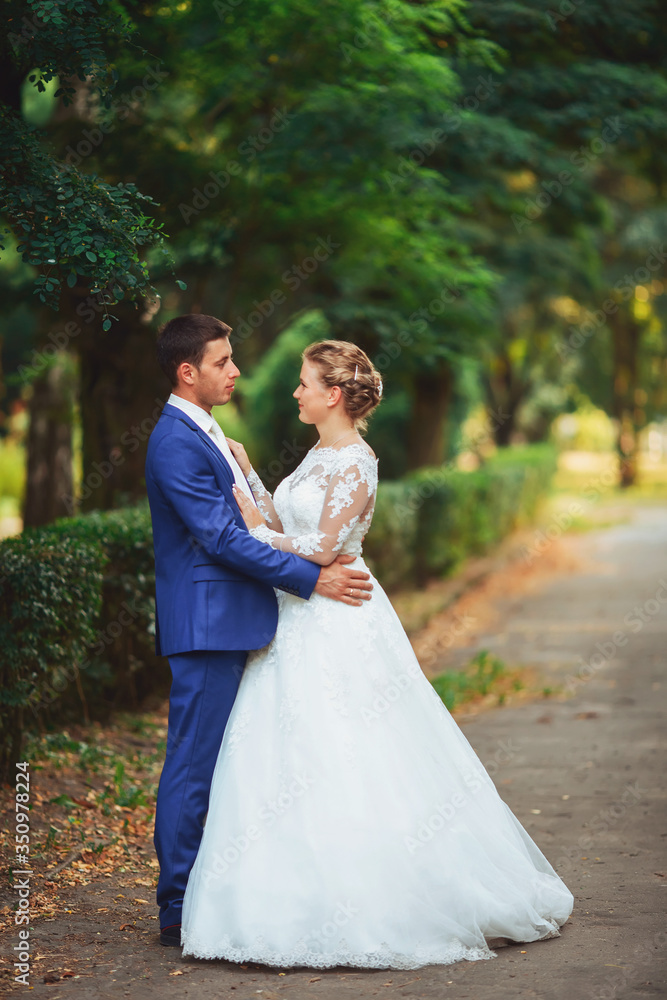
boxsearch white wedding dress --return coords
[181,443,573,968]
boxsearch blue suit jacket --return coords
[145,402,320,656]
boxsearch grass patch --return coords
[431,650,525,712]
[564,512,632,533]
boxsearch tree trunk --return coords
[22,357,74,528]
[610,316,641,489]
[77,304,170,512]
[406,367,453,469]
[485,348,525,448]
[491,397,520,447]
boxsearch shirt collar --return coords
[167,393,216,434]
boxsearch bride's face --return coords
[294,360,334,425]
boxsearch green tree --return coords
[1,0,171,524]
[72,0,498,495]
[435,0,667,475]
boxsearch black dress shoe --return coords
[160,923,182,947]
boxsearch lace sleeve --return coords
[246,469,283,531]
[249,449,377,566]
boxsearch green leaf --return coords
[102,318,112,331]
[85,251,97,262]
[175,279,187,290]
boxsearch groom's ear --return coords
[178,360,196,386]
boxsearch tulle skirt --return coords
[181,561,573,968]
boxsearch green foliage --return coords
[364,443,557,587]
[238,311,329,480]
[0,501,165,781]
[1,109,166,310]
[42,502,161,704]
[441,1,667,448]
[0,526,104,780]
[6,0,131,102]
[431,650,513,712]
[1,1,170,309]
[238,310,427,480]
[0,437,26,502]
[99,0,498,373]
[106,760,149,810]
[552,405,616,453]
[365,480,419,589]
[2,0,666,512]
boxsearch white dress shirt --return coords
[167,393,255,502]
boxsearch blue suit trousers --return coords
[154,649,247,929]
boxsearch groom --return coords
[145,314,373,947]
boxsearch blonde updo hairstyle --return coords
[303,340,383,434]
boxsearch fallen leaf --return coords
[169,969,184,976]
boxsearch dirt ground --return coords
[1,499,666,1000]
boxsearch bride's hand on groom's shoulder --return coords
[233,486,267,530]
[226,437,251,475]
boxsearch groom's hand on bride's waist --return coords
[314,554,373,605]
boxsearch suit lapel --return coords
[196,428,235,490]
[162,403,235,491]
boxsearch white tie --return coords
[208,420,256,504]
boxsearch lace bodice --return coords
[246,443,378,564]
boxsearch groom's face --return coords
[183,336,240,410]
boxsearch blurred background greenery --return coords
[2,0,667,533]
[1,0,667,532]
[1,0,667,768]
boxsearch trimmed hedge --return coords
[0,532,104,780]
[0,503,164,781]
[364,444,557,588]
[0,444,556,778]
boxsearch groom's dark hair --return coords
[157,314,232,386]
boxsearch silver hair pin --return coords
[354,365,358,380]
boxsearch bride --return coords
[180,340,573,969]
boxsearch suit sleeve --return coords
[151,432,320,599]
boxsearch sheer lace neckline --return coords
[312,441,377,460]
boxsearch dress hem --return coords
[180,941,497,969]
